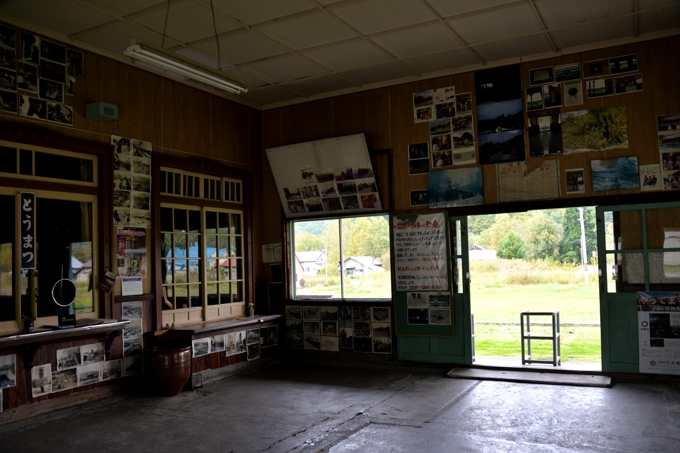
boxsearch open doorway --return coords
[468,207,601,371]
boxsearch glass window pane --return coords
[231,236,242,257]
[159,170,167,193]
[174,209,187,232]
[646,208,680,249]
[341,216,391,299]
[232,281,242,302]
[648,252,680,284]
[189,210,201,233]
[206,259,217,282]
[35,152,94,182]
[605,210,642,251]
[234,258,243,280]
[163,285,175,310]
[174,234,187,260]
[160,207,172,232]
[455,258,463,294]
[218,212,229,234]
[218,236,229,257]
[189,284,201,307]
[36,198,94,317]
[0,195,15,322]
[219,259,230,282]
[176,285,189,309]
[231,213,241,234]
[607,252,644,293]
[188,234,200,257]
[174,260,187,284]
[219,283,230,304]
[205,211,217,234]
[0,146,17,174]
[294,219,340,299]
[19,149,32,175]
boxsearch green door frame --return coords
[596,200,680,373]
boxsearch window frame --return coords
[290,213,392,302]
[0,134,106,336]
[154,154,252,329]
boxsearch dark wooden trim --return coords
[0,122,110,156]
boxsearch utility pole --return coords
[578,207,588,283]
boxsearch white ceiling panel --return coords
[212,0,315,26]
[639,5,680,35]
[81,0,168,18]
[301,39,393,71]
[426,0,520,18]
[133,2,240,44]
[237,85,301,106]
[549,16,634,50]
[78,21,165,54]
[535,0,634,29]
[221,68,270,89]
[330,0,437,35]
[193,29,287,65]
[0,0,113,36]
[401,48,480,74]
[256,10,357,50]
[281,74,357,97]
[337,60,416,86]
[448,3,543,44]
[472,33,553,62]
[240,54,327,83]
[370,23,462,57]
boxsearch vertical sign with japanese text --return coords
[19,192,36,269]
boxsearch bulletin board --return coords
[266,133,383,218]
[391,212,454,336]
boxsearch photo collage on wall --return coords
[192,326,278,361]
[476,65,525,165]
[285,163,380,214]
[285,305,392,354]
[406,292,451,326]
[0,22,83,125]
[121,302,144,376]
[657,113,680,190]
[112,135,152,228]
[408,142,429,176]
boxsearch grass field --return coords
[470,259,601,363]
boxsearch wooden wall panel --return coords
[210,95,251,165]
[161,80,212,154]
[70,50,104,134]
[101,58,164,144]
[279,99,333,146]
[332,88,391,151]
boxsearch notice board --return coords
[392,212,454,336]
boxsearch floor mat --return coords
[447,368,612,387]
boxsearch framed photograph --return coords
[372,338,392,354]
[585,78,614,98]
[39,59,65,83]
[211,334,226,352]
[372,307,390,322]
[17,62,38,92]
[583,59,610,78]
[529,66,554,85]
[192,337,210,357]
[563,80,583,106]
[428,166,484,208]
[0,69,16,91]
[528,113,562,157]
[542,83,562,108]
[0,24,16,50]
[614,73,643,95]
[52,369,77,392]
[77,363,101,387]
[432,149,452,168]
[639,164,661,192]
[0,90,17,113]
[591,156,640,192]
[526,86,543,111]
[455,92,472,113]
[40,40,66,65]
[409,157,429,175]
[303,335,320,350]
[31,364,52,397]
[609,54,638,75]
[39,79,64,102]
[554,63,581,82]
[0,354,17,388]
[66,49,84,77]
[413,89,433,108]
[0,47,16,70]
[56,346,81,371]
[19,95,47,120]
[101,360,123,381]
[20,31,40,64]
[657,114,680,153]
[408,142,429,160]
[321,336,339,352]
[565,168,585,194]
[414,106,432,123]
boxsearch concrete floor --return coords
[2,360,680,452]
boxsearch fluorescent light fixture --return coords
[123,39,247,94]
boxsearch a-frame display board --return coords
[391,212,454,337]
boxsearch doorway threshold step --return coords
[446,367,611,388]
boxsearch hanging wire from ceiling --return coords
[209,0,223,72]
[161,0,172,49]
